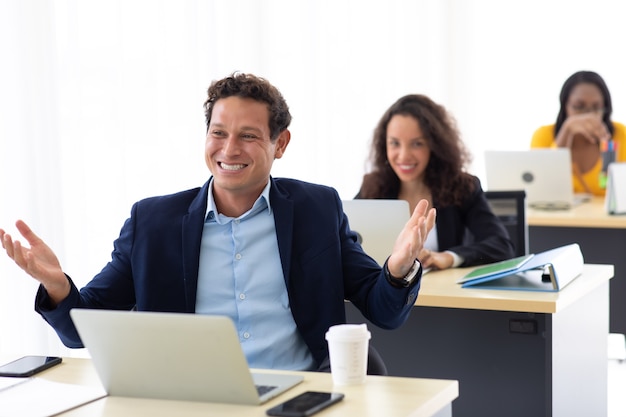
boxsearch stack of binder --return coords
[457,243,583,292]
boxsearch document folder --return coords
[459,243,584,292]
[456,255,535,284]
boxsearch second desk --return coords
[528,196,626,334]
[346,264,612,417]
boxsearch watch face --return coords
[404,260,420,284]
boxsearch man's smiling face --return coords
[205,96,289,205]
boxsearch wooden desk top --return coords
[528,197,626,229]
[415,264,613,314]
[40,358,458,417]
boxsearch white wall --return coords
[1,0,625,356]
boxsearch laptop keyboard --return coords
[256,384,277,396]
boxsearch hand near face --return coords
[387,199,436,278]
[0,220,69,305]
[556,112,610,147]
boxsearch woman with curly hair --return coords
[356,94,514,270]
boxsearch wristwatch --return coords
[384,258,421,288]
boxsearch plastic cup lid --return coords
[325,323,371,340]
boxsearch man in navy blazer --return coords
[1,72,436,372]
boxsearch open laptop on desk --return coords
[485,149,591,210]
[342,199,410,265]
[69,309,303,405]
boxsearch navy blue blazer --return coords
[36,177,420,368]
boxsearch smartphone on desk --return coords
[266,391,344,416]
[0,356,62,377]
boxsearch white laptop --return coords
[342,199,410,265]
[69,309,303,405]
[485,149,591,210]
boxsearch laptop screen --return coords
[342,199,410,265]
[484,149,581,210]
[69,309,303,404]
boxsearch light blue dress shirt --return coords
[195,180,316,371]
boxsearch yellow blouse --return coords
[530,122,626,196]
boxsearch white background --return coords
[2,0,625,356]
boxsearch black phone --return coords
[0,355,62,377]
[266,391,344,417]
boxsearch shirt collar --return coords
[205,178,273,222]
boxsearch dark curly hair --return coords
[203,72,292,141]
[358,94,474,207]
[555,70,614,137]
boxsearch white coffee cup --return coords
[325,323,371,385]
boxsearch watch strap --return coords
[384,258,421,288]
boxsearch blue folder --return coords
[458,244,584,292]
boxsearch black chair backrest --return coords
[484,190,528,257]
[367,344,388,376]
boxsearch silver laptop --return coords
[69,309,303,405]
[342,199,410,265]
[485,149,591,210]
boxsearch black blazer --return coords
[36,177,421,369]
[356,176,514,267]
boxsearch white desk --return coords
[347,264,613,417]
[528,197,626,335]
[528,196,626,229]
[24,358,458,417]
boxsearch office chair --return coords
[484,190,528,257]
[367,345,388,375]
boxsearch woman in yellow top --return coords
[531,70,626,196]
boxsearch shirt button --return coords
[243,332,250,339]
[239,293,246,300]
[234,219,240,224]
[235,253,242,260]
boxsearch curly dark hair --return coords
[358,94,474,207]
[555,70,614,137]
[203,72,292,141]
